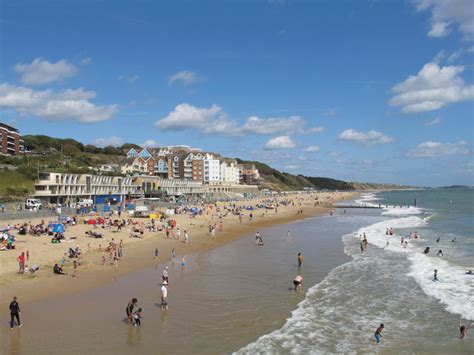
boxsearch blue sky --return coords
[1,0,473,187]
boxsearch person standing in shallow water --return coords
[297,253,304,267]
[374,323,384,344]
[126,298,138,325]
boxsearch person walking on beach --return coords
[126,298,138,325]
[297,253,304,267]
[161,281,168,309]
[17,252,26,274]
[162,266,169,283]
[184,230,189,243]
[9,296,21,329]
[72,260,77,278]
[374,323,384,344]
[433,269,439,281]
[154,248,159,260]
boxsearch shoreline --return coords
[0,191,358,313]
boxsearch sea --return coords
[238,188,474,354]
[2,189,473,354]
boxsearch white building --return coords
[220,159,240,184]
[203,153,221,183]
[34,172,142,204]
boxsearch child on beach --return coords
[133,308,142,326]
[161,282,168,309]
[374,324,384,344]
[154,248,159,260]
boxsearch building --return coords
[220,158,240,184]
[239,164,261,185]
[132,175,205,195]
[120,156,155,175]
[33,172,142,204]
[0,122,23,156]
[203,153,221,183]
[183,152,204,180]
[192,159,204,181]
[154,157,168,177]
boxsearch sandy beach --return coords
[0,191,357,312]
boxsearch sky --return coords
[1,0,473,187]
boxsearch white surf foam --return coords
[356,213,474,321]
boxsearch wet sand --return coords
[1,208,356,355]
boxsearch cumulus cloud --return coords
[94,136,123,147]
[142,139,157,147]
[155,103,223,130]
[321,108,337,117]
[264,136,296,149]
[389,62,474,113]
[118,74,139,83]
[415,0,474,40]
[307,126,324,133]
[81,57,92,65]
[168,70,200,86]
[15,58,78,85]
[424,117,442,126]
[301,145,320,152]
[155,103,307,135]
[240,116,303,134]
[0,83,118,123]
[339,129,394,145]
[407,140,469,157]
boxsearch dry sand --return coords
[0,191,358,311]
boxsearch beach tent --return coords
[51,223,65,233]
[88,219,96,225]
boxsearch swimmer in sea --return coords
[433,269,439,281]
[374,323,384,344]
[437,249,443,257]
[423,247,430,254]
[459,320,469,339]
[436,237,440,243]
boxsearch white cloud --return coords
[321,108,337,117]
[240,115,303,134]
[168,70,200,86]
[15,58,78,85]
[155,103,223,131]
[81,57,92,65]
[415,0,474,40]
[307,126,324,133]
[142,139,157,147]
[328,151,339,157]
[407,140,469,157]
[94,136,123,147]
[424,117,442,126]
[301,145,320,153]
[284,164,300,170]
[428,21,451,37]
[264,136,296,149]
[118,74,139,83]
[0,83,118,123]
[389,62,474,113]
[155,103,307,135]
[298,156,307,160]
[339,129,394,145]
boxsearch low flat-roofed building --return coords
[34,172,142,204]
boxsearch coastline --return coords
[0,191,359,313]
